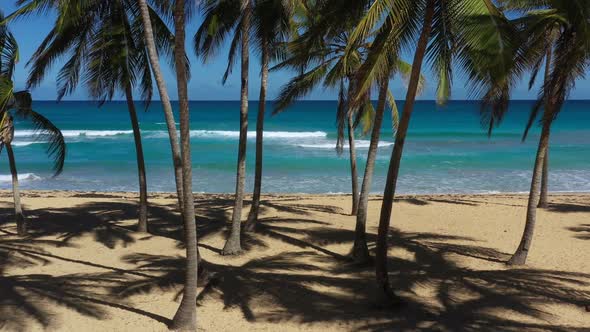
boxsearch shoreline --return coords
[2,189,590,198]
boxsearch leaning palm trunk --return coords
[1,115,25,235]
[375,0,434,305]
[170,0,198,329]
[137,0,184,211]
[537,46,552,209]
[347,112,359,216]
[223,5,251,255]
[346,78,360,215]
[125,84,149,233]
[245,38,269,232]
[351,79,388,264]
[6,143,26,236]
[538,147,549,208]
[508,118,552,265]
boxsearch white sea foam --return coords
[190,130,328,139]
[14,129,330,141]
[0,173,42,182]
[14,130,133,138]
[297,140,394,149]
[12,141,42,147]
[61,130,134,137]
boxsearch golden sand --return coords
[1,190,589,331]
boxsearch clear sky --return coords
[3,3,589,101]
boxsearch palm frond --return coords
[221,14,244,85]
[273,59,333,114]
[194,0,242,62]
[355,93,375,137]
[0,22,20,79]
[12,91,66,176]
[335,77,347,154]
[386,88,399,136]
[0,76,14,110]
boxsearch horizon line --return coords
[32,98,590,102]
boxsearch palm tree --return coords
[16,0,177,233]
[500,0,590,265]
[0,17,66,236]
[137,0,184,211]
[350,59,424,265]
[169,0,199,329]
[244,0,297,231]
[532,27,559,209]
[0,99,66,237]
[194,0,253,255]
[273,1,375,217]
[195,0,296,249]
[348,0,521,303]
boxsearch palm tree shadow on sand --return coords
[1,196,589,330]
[567,224,590,240]
[0,234,171,331]
[109,226,590,331]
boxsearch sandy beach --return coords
[1,190,589,331]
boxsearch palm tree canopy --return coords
[272,1,425,151]
[10,0,178,105]
[0,12,65,176]
[343,0,525,136]
[500,0,590,140]
[194,0,297,84]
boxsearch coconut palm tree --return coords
[244,0,298,231]
[350,59,424,265]
[498,0,590,265]
[15,0,177,233]
[348,0,523,303]
[0,96,66,237]
[194,0,253,255]
[169,0,199,329]
[275,1,427,264]
[273,1,377,217]
[523,24,560,210]
[137,0,184,212]
[0,17,66,236]
[195,0,297,251]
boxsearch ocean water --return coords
[2,100,589,194]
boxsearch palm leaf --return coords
[0,26,20,79]
[0,76,14,110]
[386,88,399,136]
[273,59,334,113]
[12,92,66,176]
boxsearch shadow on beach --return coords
[0,194,589,331]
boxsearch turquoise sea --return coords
[3,100,589,194]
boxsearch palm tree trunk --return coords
[347,112,359,216]
[351,79,389,264]
[538,148,549,208]
[125,84,149,233]
[137,0,184,211]
[537,45,553,209]
[245,37,269,232]
[170,0,198,329]
[222,5,251,255]
[6,143,26,236]
[375,0,434,306]
[507,119,551,266]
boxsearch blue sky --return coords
[3,3,589,101]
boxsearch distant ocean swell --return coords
[11,129,395,150]
[2,100,589,194]
[13,129,328,138]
